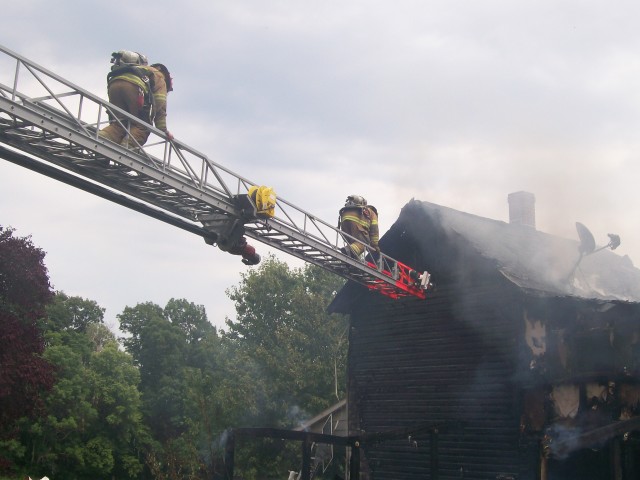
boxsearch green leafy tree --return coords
[88,341,149,478]
[222,255,348,478]
[0,227,54,475]
[46,291,106,333]
[21,294,149,480]
[224,255,348,424]
[120,302,189,439]
[115,260,348,479]
[119,299,224,479]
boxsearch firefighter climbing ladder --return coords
[0,44,429,300]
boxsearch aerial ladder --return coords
[0,44,431,300]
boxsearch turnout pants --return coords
[99,80,150,148]
[341,219,369,257]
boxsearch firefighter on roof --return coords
[99,50,174,148]
[339,195,380,259]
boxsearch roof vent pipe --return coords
[508,191,536,229]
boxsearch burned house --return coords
[329,193,640,480]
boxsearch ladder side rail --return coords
[193,153,266,200]
[1,127,414,297]
[270,195,341,244]
[0,119,230,227]
[247,218,399,285]
[301,215,334,247]
[0,100,240,218]
[1,133,399,294]
[17,59,91,138]
[0,135,220,223]
[171,141,223,193]
[0,45,235,199]
[0,45,325,221]
[243,219,350,264]
[1,94,396,275]
[0,44,112,115]
[30,89,79,103]
[239,188,398,279]
[304,221,397,279]
[249,244,393,293]
[267,195,384,261]
[0,80,73,116]
[1,136,237,224]
[237,177,258,196]
[243,229,374,288]
[244,205,403,284]
[0,54,274,213]
[0,80,34,103]
[0,80,64,105]
[0,45,425,297]
[242,229,381,289]
[0,92,237,206]
[0,143,210,238]
[0,78,163,170]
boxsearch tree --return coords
[113,260,348,479]
[118,299,224,479]
[46,291,105,333]
[0,227,53,319]
[224,255,348,424]
[0,227,54,474]
[87,342,148,479]
[22,293,149,480]
[222,255,348,478]
[119,302,189,439]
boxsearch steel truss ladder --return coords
[0,44,429,300]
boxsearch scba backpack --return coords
[106,50,156,116]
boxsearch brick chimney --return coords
[508,191,536,228]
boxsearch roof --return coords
[294,398,347,433]
[330,199,640,311]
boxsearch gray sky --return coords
[2,1,639,331]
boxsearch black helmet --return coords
[151,63,173,91]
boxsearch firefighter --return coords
[339,195,380,259]
[99,52,174,148]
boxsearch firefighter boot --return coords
[340,246,355,258]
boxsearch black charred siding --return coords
[348,283,524,480]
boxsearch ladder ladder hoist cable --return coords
[0,44,431,300]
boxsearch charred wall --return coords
[347,281,534,480]
[517,297,640,478]
[338,198,640,479]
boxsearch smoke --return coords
[543,422,611,461]
[287,405,312,429]
[216,428,231,450]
